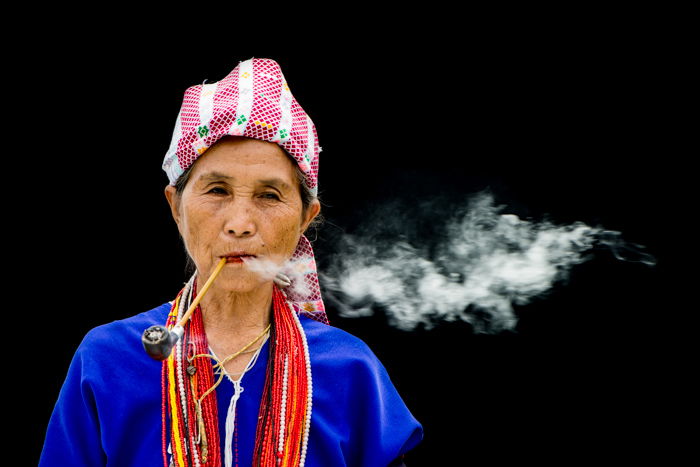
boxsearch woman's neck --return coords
[198,280,273,339]
[197,280,273,380]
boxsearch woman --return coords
[40,57,423,466]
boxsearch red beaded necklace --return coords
[161,278,312,467]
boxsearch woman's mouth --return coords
[221,252,257,264]
[225,256,253,263]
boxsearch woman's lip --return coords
[223,255,255,263]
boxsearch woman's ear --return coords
[164,185,182,228]
[300,199,321,234]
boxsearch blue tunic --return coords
[40,302,423,466]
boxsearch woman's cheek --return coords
[183,213,210,259]
[257,209,296,252]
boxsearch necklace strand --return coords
[191,324,271,403]
[163,277,312,467]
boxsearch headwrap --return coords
[162,57,327,325]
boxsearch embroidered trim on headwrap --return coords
[162,57,320,197]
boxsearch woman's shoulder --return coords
[77,301,173,356]
[299,315,385,371]
[298,314,424,464]
[300,315,372,351]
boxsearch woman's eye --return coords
[207,187,227,195]
[261,193,280,200]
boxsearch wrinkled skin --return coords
[165,135,320,293]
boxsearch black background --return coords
[11,15,687,466]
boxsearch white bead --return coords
[289,305,313,467]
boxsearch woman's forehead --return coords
[190,140,297,185]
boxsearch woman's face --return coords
[164,136,320,292]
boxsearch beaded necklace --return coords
[162,274,313,467]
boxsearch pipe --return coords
[142,257,228,360]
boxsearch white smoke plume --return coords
[245,255,314,298]
[318,190,655,333]
[244,256,282,281]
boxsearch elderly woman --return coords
[40,58,423,467]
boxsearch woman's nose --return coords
[223,199,257,237]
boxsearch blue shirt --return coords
[40,302,423,466]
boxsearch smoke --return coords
[244,256,282,281]
[245,255,315,298]
[318,190,655,333]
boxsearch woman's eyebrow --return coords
[198,171,232,183]
[258,178,292,191]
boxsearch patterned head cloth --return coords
[162,57,328,324]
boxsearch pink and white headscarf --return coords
[162,57,328,324]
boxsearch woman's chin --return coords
[215,274,270,293]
